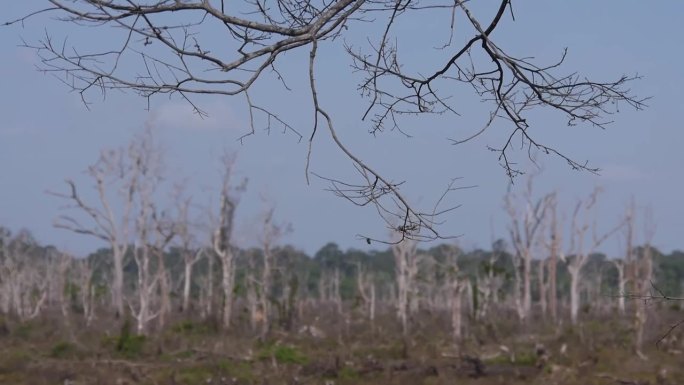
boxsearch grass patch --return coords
[12,323,34,340]
[338,366,360,380]
[218,360,255,383]
[50,341,78,359]
[176,365,214,385]
[257,343,308,365]
[171,320,212,335]
[484,351,537,367]
[0,350,32,373]
[101,319,147,358]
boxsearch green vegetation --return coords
[100,319,147,358]
[257,343,308,365]
[49,341,78,359]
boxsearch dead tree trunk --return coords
[257,207,288,338]
[612,260,627,315]
[544,194,561,323]
[49,131,164,319]
[173,196,203,314]
[505,177,551,322]
[538,260,548,319]
[392,239,418,337]
[74,257,96,326]
[567,189,625,325]
[634,208,655,360]
[356,262,376,329]
[212,155,243,331]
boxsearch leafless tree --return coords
[254,206,290,338]
[49,137,144,318]
[541,193,561,322]
[356,261,376,329]
[438,244,467,348]
[392,238,418,337]
[198,256,215,320]
[566,188,625,325]
[73,257,97,326]
[54,253,74,331]
[613,200,636,315]
[505,176,552,321]
[212,154,246,330]
[0,230,49,321]
[170,192,204,314]
[126,132,176,334]
[633,208,655,359]
[6,0,645,243]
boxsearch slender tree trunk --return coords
[635,240,654,358]
[451,282,464,347]
[220,251,235,329]
[206,254,214,318]
[569,265,581,325]
[615,265,626,315]
[212,156,241,331]
[547,201,560,322]
[260,249,272,339]
[548,251,557,322]
[112,248,125,318]
[182,261,193,313]
[538,260,548,319]
[369,283,376,330]
[523,251,532,317]
[157,254,171,330]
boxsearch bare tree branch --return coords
[6,0,646,243]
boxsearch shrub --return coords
[257,343,308,365]
[100,318,147,358]
[50,341,78,359]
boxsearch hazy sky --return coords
[1,1,682,257]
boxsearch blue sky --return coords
[1,1,682,257]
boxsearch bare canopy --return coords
[5,0,646,242]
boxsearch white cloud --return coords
[0,125,36,137]
[150,100,239,131]
[598,164,646,182]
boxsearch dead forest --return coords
[0,131,683,385]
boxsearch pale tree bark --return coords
[332,268,343,316]
[256,207,289,338]
[122,131,175,335]
[613,200,636,315]
[505,176,552,321]
[612,260,627,315]
[200,252,216,320]
[170,194,204,314]
[440,245,467,348]
[182,249,202,314]
[356,262,376,329]
[392,239,418,337]
[541,193,562,323]
[211,155,244,331]
[152,213,176,331]
[130,194,157,334]
[567,188,625,325]
[245,256,261,332]
[0,230,49,321]
[74,257,96,326]
[477,237,505,320]
[538,260,548,319]
[0,228,9,315]
[450,279,468,349]
[50,135,146,318]
[634,207,655,360]
[55,253,73,330]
